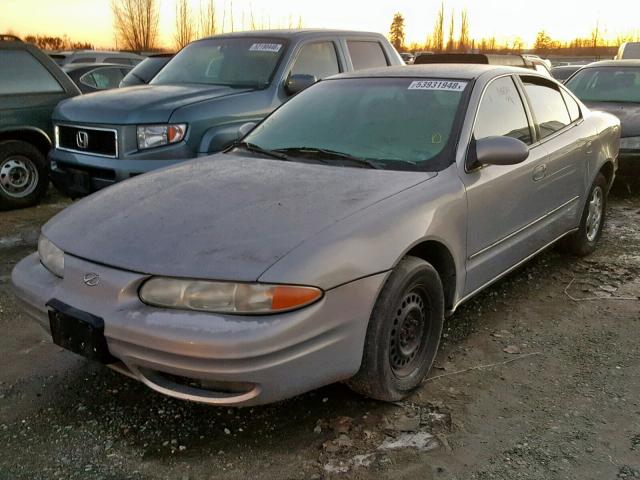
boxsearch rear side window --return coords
[0,50,63,94]
[522,77,571,139]
[474,76,532,145]
[105,56,128,64]
[560,89,581,122]
[291,42,340,80]
[347,41,388,70]
[72,57,95,63]
[80,67,125,89]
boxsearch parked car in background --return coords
[616,42,640,60]
[551,64,583,82]
[565,60,640,176]
[48,29,403,197]
[399,52,414,64]
[0,35,80,209]
[49,50,143,66]
[13,64,619,406]
[119,53,173,87]
[62,63,133,93]
[414,53,552,77]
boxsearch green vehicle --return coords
[0,35,80,209]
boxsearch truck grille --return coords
[57,125,117,158]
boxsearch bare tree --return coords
[445,9,455,52]
[458,9,469,52]
[432,2,445,53]
[111,0,159,51]
[199,0,217,37]
[174,0,195,48]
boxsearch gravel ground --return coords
[0,185,638,480]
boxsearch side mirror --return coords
[237,122,257,140]
[285,74,317,96]
[472,136,529,168]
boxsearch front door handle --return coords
[532,164,547,182]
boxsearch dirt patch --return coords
[0,189,638,480]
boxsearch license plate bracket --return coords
[46,299,117,364]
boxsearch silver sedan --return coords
[12,65,620,406]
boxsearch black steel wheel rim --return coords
[389,285,430,377]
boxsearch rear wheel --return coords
[0,140,48,210]
[557,173,607,256]
[347,256,444,402]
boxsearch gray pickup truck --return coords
[50,29,403,197]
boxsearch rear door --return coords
[0,47,73,138]
[517,75,590,234]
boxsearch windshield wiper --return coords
[274,147,382,169]
[235,142,290,161]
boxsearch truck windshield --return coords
[151,37,285,88]
[242,77,469,171]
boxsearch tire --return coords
[557,173,607,257]
[347,256,444,402]
[0,140,48,210]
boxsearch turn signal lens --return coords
[139,278,322,314]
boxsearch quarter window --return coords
[71,57,96,63]
[560,89,581,122]
[80,67,125,90]
[474,76,532,145]
[347,41,388,70]
[290,42,340,80]
[0,50,63,94]
[522,77,571,139]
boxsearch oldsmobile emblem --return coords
[83,272,100,287]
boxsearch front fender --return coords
[198,122,260,154]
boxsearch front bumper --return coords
[11,253,386,406]
[48,146,192,197]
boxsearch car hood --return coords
[43,154,436,282]
[585,101,640,138]
[53,84,254,124]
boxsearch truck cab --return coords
[49,29,403,197]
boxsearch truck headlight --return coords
[137,124,187,150]
[139,278,322,314]
[38,235,64,278]
[620,136,640,151]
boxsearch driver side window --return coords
[290,42,340,80]
[474,76,533,145]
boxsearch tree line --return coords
[389,3,639,56]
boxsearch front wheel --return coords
[347,256,444,402]
[557,173,607,256]
[0,140,49,210]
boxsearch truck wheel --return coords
[557,173,607,257]
[0,140,48,210]
[347,256,444,402]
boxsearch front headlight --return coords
[137,124,187,150]
[620,136,640,151]
[139,277,322,314]
[38,235,64,278]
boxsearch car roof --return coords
[196,28,384,42]
[62,62,131,71]
[332,64,538,80]
[581,59,640,68]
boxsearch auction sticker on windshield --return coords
[249,43,282,52]
[408,80,467,91]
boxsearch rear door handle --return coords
[532,164,547,182]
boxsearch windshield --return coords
[242,77,468,170]
[566,66,640,103]
[151,37,286,88]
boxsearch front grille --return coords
[57,125,117,157]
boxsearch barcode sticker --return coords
[408,80,467,91]
[249,43,282,52]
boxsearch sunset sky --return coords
[1,0,638,49]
